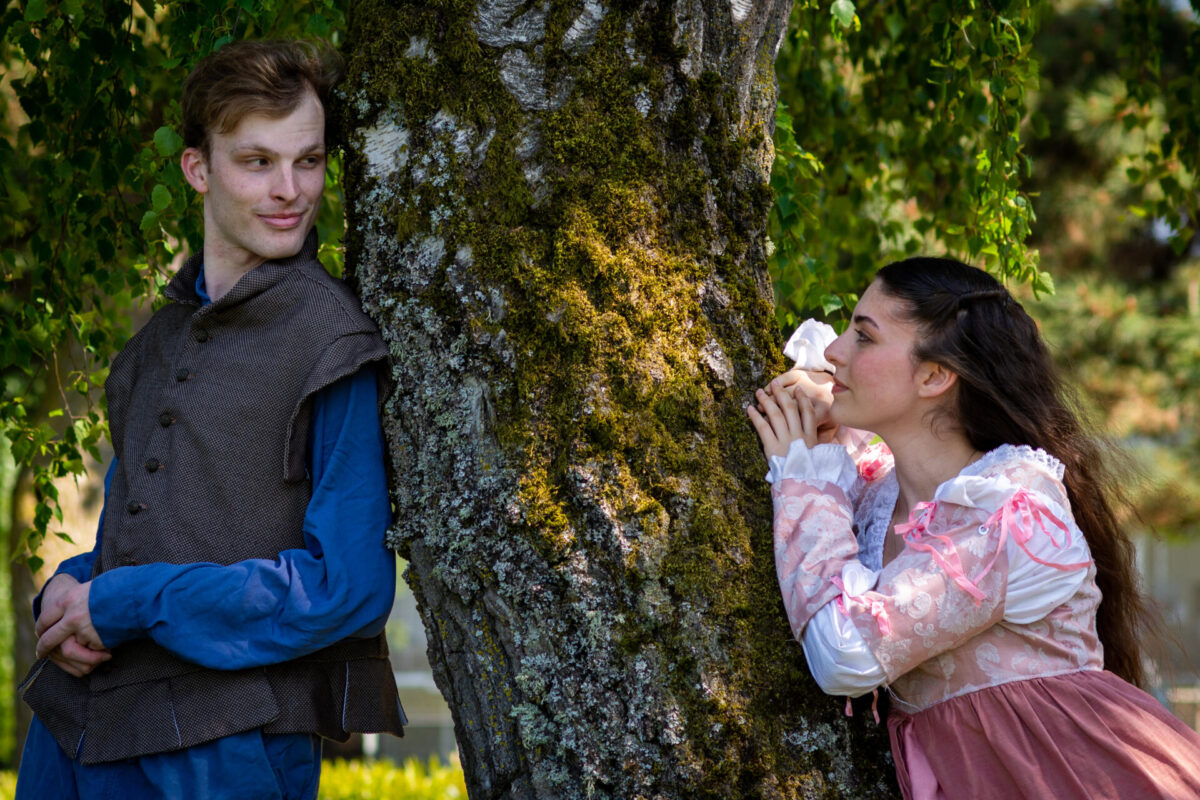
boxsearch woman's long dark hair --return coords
[875,256,1151,687]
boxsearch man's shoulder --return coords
[282,259,380,337]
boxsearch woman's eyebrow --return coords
[852,313,879,329]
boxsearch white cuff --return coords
[801,563,887,697]
[766,439,857,491]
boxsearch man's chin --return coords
[254,229,311,261]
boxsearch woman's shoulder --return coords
[964,444,1065,482]
[935,444,1069,511]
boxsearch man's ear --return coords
[181,147,209,194]
[916,361,958,400]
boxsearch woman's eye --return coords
[855,329,870,343]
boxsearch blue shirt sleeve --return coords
[86,366,396,669]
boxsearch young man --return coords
[16,40,405,799]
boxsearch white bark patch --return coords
[562,0,605,54]
[499,49,571,111]
[700,338,735,386]
[634,88,652,117]
[361,121,409,179]
[729,0,752,24]
[406,235,447,289]
[405,36,432,59]
[473,0,547,47]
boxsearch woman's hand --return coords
[747,377,823,459]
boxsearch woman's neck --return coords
[884,427,981,521]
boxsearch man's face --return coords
[181,89,326,272]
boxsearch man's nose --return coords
[272,167,300,202]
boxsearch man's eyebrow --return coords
[230,142,326,156]
[852,313,879,329]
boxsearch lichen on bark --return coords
[341,1,897,797]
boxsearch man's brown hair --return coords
[181,39,343,157]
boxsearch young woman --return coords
[748,257,1200,799]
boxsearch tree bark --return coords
[342,1,896,797]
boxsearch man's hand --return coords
[35,575,110,677]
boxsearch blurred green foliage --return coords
[770,0,1198,333]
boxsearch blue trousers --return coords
[16,716,322,800]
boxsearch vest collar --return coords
[165,230,321,310]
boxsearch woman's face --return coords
[824,281,927,434]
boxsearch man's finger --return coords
[36,622,74,660]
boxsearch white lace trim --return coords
[855,472,898,573]
[961,444,1065,481]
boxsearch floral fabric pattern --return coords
[773,444,1103,712]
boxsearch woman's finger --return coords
[747,404,784,459]
[756,387,789,438]
[795,391,819,448]
[774,379,803,440]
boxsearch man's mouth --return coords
[259,212,305,229]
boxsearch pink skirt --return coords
[888,670,1200,800]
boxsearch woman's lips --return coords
[831,377,848,394]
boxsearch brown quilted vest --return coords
[21,233,406,764]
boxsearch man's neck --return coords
[201,242,264,303]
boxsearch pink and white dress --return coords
[769,440,1200,799]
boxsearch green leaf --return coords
[140,210,160,232]
[1032,270,1055,297]
[24,0,48,22]
[154,126,184,157]
[820,294,845,315]
[831,0,856,29]
[151,184,172,212]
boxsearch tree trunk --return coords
[341,2,896,797]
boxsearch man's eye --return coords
[246,158,269,168]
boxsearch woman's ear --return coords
[916,361,958,400]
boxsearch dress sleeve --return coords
[88,365,396,669]
[770,442,863,638]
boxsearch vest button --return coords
[194,329,209,343]
[175,368,191,382]
[145,458,161,472]
[158,412,174,427]
[126,500,143,515]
